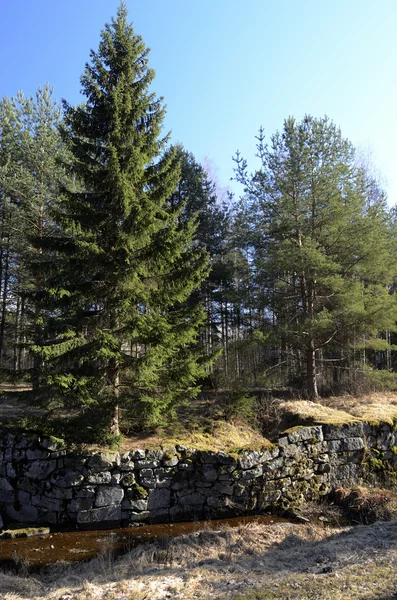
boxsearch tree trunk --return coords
[306,341,318,399]
[110,367,120,437]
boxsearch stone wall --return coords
[0,420,396,530]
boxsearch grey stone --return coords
[199,451,218,464]
[25,460,57,480]
[40,438,63,451]
[202,464,218,482]
[282,444,302,458]
[170,505,203,521]
[163,456,179,467]
[6,504,38,523]
[127,511,150,522]
[239,466,263,480]
[95,486,124,507]
[87,471,112,485]
[0,477,15,502]
[119,461,135,471]
[64,455,87,468]
[32,495,63,511]
[6,463,16,478]
[260,447,280,462]
[51,468,84,487]
[121,472,136,486]
[122,498,148,511]
[287,426,323,443]
[239,452,260,470]
[77,506,121,524]
[135,460,161,469]
[179,492,205,506]
[278,436,289,447]
[148,488,171,510]
[69,497,94,512]
[146,449,164,460]
[111,472,122,485]
[16,476,38,493]
[207,495,228,508]
[263,457,284,472]
[217,452,238,465]
[316,463,331,474]
[178,462,194,471]
[213,483,234,495]
[140,477,156,488]
[343,437,365,452]
[131,449,145,460]
[149,508,170,523]
[87,452,120,471]
[139,468,153,478]
[323,422,364,440]
[18,490,31,504]
[26,448,50,461]
[75,486,96,498]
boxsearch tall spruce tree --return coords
[234,116,397,398]
[33,4,208,440]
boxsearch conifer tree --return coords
[34,4,208,440]
[0,87,65,375]
[234,116,397,398]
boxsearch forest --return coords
[1,3,397,444]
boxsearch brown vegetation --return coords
[2,519,397,599]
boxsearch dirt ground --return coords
[1,518,397,600]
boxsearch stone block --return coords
[95,486,124,507]
[135,460,161,469]
[77,506,121,525]
[25,460,57,480]
[51,468,85,487]
[343,437,365,452]
[239,451,261,470]
[86,471,112,485]
[178,462,194,471]
[127,510,150,522]
[32,495,63,512]
[201,464,218,482]
[87,452,120,471]
[179,492,205,506]
[0,488,15,503]
[263,457,284,472]
[169,505,203,522]
[122,498,148,511]
[26,448,50,461]
[6,504,38,523]
[148,488,171,510]
[323,422,364,440]
[239,466,263,481]
[213,483,234,495]
[287,426,323,444]
[69,497,94,512]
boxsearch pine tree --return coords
[0,87,65,376]
[33,4,209,440]
[234,116,397,398]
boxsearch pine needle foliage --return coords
[32,3,209,441]
[234,116,397,398]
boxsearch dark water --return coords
[0,515,289,568]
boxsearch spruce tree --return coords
[33,4,208,440]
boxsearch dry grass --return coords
[2,519,397,599]
[278,399,359,428]
[117,418,271,454]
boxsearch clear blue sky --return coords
[1,0,396,203]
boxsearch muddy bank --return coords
[0,514,290,568]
